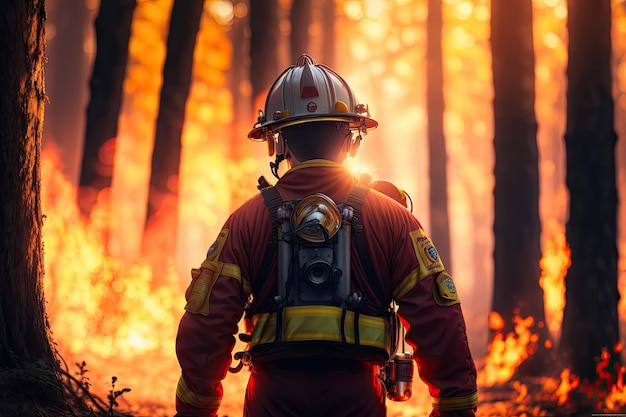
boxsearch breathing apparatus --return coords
[247,54,378,178]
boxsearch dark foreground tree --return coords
[560,0,619,382]
[0,1,67,414]
[490,0,553,375]
[78,0,136,217]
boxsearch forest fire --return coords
[37,0,626,416]
[40,149,626,413]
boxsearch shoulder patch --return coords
[205,229,229,261]
[184,229,230,315]
[433,272,460,306]
[409,228,445,278]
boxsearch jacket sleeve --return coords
[389,220,478,413]
[175,226,250,417]
[397,274,478,413]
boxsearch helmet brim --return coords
[248,114,378,141]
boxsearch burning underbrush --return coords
[40,147,626,416]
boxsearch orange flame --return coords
[39,0,626,414]
[553,368,580,406]
[538,219,571,343]
[477,314,538,387]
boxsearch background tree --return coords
[78,0,136,217]
[490,0,552,374]
[143,0,203,268]
[559,0,620,382]
[0,0,66,413]
[249,0,282,108]
[426,0,452,271]
[44,0,91,185]
[228,1,253,164]
[289,0,335,67]
[290,0,313,61]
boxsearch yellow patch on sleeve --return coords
[184,229,230,315]
[433,272,460,306]
[185,263,222,315]
[409,228,445,278]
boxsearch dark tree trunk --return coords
[290,0,335,66]
[229,1,252,157]
[320,0,336,67]
[426,0,451,272]
[250,0,281,105]
[78,0,136,217]
[491,0,552,375]
[44,1,91,184]
[290,0,312,61]
[0,1,66,412]
[143,0,203,260]
[560,0,619,382]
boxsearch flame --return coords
[553,368,579,406]
[477,314,538,387]
[40,0,626,414]
[605,364,626,410]
[538,218,571,343]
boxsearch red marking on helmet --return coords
[300,61,319,98]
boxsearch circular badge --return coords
[307,101,317,112]
[425,245,439,262]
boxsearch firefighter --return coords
[174,54,478,417]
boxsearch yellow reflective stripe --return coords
[432,392,478,411]
[393,268,422,300]
[283,306,352,342]
[358,314,390,348]
[220,263,252,293]
[252,312,278,345]
[250,305,389,351]
[176,376,221,409]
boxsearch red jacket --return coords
[175,160,478,416]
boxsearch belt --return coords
[255,358,378,374]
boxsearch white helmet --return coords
[248,54,378,147]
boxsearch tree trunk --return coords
[44,0,91,184]
[491,0,552,375]
[229,1,252,158]
[250,0,282,105]
[0,1,66,412]
[320,0,336,67]
[143,0,203,263]
[290,0,312,62]
[290,0,335,67]
[560,0,619,382]
[78,0,136,217]
[426,0,451,271]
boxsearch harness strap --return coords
[346,185,388,307]
[252,186,283,297]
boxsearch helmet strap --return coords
[270,153,285,179]
[349,134,362,157]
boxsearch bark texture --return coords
[0,0,66,411]
[560,0,620,382]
